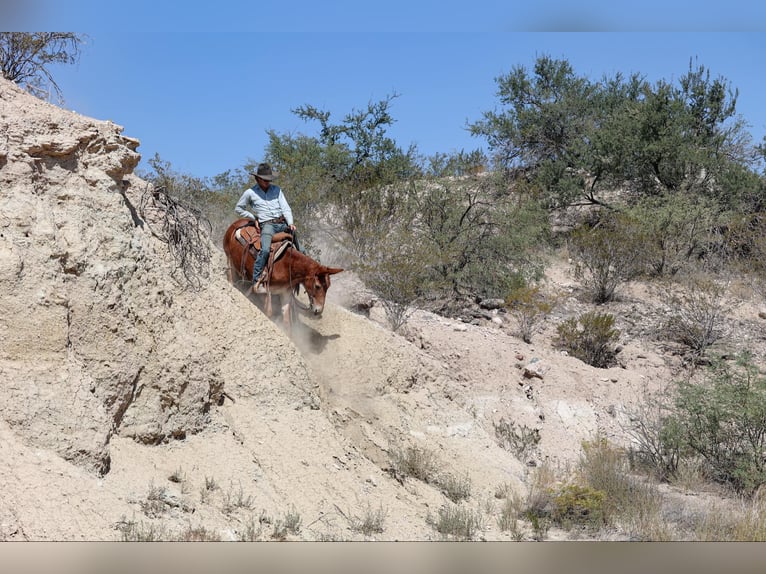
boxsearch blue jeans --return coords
[252,222,303,282]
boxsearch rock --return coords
[479,298,505,310]
[523,359,548,379]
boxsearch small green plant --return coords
[284,506,302,535]
[554,311,620,368]
[204,476,219,491]
[168,467,185,484]
[551,484,607,529]
[524,510,550,541]
[200,475,220,504]
[505,285,556,343]
[493,418,541,458]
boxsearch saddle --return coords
[233,220,293,281]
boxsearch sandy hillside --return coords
[1,76,765,542]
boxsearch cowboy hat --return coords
[250,163,276,181]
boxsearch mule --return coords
[222,218,343,329]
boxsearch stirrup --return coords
[251,273,267,294]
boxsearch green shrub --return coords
[624,192,723,277]
[578,436,665,538]
[626,391,685,481]
[428,504,484,541]
[554,311,620,368]
[659,274,728,355]
[670,352,766,496]
[551,484,607,529]
[568,214,647,304]
[493,417,541,458]
[505,285,557,343]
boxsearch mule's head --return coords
[301,266,343,316]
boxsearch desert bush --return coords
[551,484,607,529]
[168,467,185,484]
[283,506,302,535]
[199,475,219,504]
[625,390,685,482]
[117,519,170,542]
[514,462,558,540]
[436,472,472,503]
[493,417,541,458]
[237,514,268,542]
[524,462,557,518]
[578,436,665,538]
[723,212,766,288]
[670,352,766,496]
[658,274,729,355]
[625,192,724,277]
[428,504,485,541]
[554,311,620,368]
[412,176,548,301]
[178,525,221,542]
[357,234,436,331]
[505,285,557,343]
[351,503,387,536]
[496,490,527,540]
[579,437,630,499]
[221,483,254,514]
[0,33,85,101]
[568,214,647,304]
[694,496,766,542]
[138,177,213,292]
[388,445,438,484]
[140,485,170,518]
[269,507,302,540]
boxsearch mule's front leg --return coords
[281,299,292,333]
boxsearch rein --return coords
[288,245,312,312]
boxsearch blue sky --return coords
[6,2,766,179]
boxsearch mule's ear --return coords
[323,267,344,276]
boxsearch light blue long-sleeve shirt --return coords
[235,184,295,226]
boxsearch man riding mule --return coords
[235,163,305,294]
[222,218,343,328]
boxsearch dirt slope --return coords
[2,76,765,541]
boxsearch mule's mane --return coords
[281,244,328,281]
